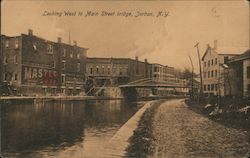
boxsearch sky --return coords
[1,0,249,72]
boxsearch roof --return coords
[229,49,250,62]
[201,46,239,61]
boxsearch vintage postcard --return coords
[1,0,249,157]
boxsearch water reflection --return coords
[1,99,139,158]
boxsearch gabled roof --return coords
[201,46,239,61]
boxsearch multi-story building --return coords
[85,57,151,86]
[228,49,250,97]
[202,40,239,96]
[0,29,88,96]
[151,63,175,83]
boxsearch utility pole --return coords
[194,42,203,96]
[188,55,194,99]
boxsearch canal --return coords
[1,99,142,158]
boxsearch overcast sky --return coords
[2,0,249,72]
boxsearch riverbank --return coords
[125,99,165,157]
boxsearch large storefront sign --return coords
[22,66,59,85]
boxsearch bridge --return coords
[119,78,191,99]
[119,78,191,88]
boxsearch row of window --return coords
[4,39,19,49]
[3,56,18,65]
[61,61,80,72]
[89,67,127,75]
[204,58,218,67]
[204,83,218,91]
[3,73,18,81]
[204,70,218,78]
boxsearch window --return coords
[215,70,217,77]
[77,63,80,72]
[204,84,207,91]
[208,84,210,91]
[63,49,66,57]
[211,84,214,91]
[5,40,9,48]
[96,66,99,74]
[224,57,229,63]
[77,53,80,59]
[14,73,18,81]
[15,38,19,48]
[211,59,213,66]
[215,58,217,65]
[248,84,250,93]
[102,66,105,74]
[3,57,7,65]
[90,68,93,74]
[208,71,210,78]
[70,52,73,58]
[53,61,56,68]
[211,70,214,77]
[208,60,210,67]
[204,62,206,67]
[62,61,65,69]
[14,55,18,64]
[215,84,218,91]
[4,73,7,81]
[204,72,206,78]
[61,75,65,84]
[247,66,250,79]
[47,44,53,54]
[33,44,37,51]
[107,66,110,75]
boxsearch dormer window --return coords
[47,44,53,54]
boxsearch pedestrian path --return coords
[152,99,250,158]
[105,101,154,158]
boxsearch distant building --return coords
[228,49,250,97]
[85,57,152,86]
[151,63,175,83]
[202,40,239,96]
[0,29,88,96]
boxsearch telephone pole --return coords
[188,55,194,99]
[194,42,203,96]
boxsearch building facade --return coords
[228,50,250,97]
[0,29,88,96]
[151,63,175,83]
[202,41,239,97]
[85,57,152,87]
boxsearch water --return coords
[1,99,141,158]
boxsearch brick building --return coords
[0,29,87,96]
[151,63,175,83]
[202,41,239,96]
[85,57,151,87]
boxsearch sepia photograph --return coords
[0,0,250,157]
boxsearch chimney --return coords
[73,40,77,46]
[28,29,33,36]
[144,58,148,63]
[58,37,62,43]
[135,56,138,61]
[213,40,217,50]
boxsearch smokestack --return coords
[58,37,62,43]
[145,58,148,63]
[28,29,33,36]
[135,56,138,61]
[213,40,217,50]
